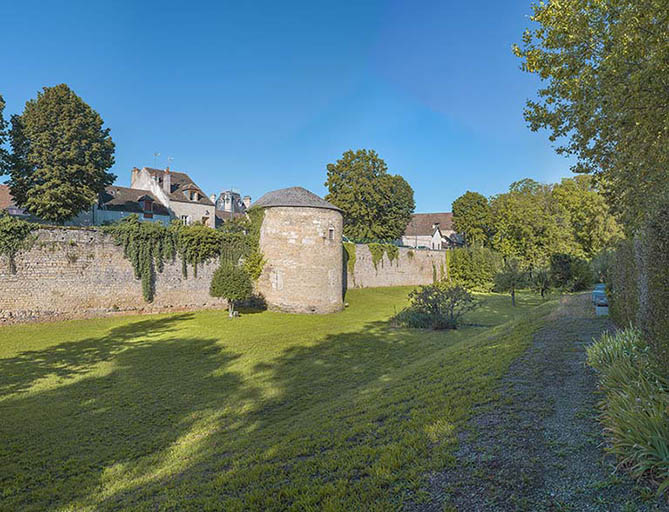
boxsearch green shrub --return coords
[587,329,669,495]
[210,264,253,317]
[448,245,502,291]
[392,282,479,330]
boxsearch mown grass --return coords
[0,288,552,511]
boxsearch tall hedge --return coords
[607,203,669,370]
[607,240,638,327]
[636,204,669,369]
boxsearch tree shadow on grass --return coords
[1,312,489,511]
[0,314,195,396]
[0,316,266,511]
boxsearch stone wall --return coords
[0,227,224,324]
[346,244,445,290]
[0,229,445,324]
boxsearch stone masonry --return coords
[346,244,444,289]
[0,227,224,324]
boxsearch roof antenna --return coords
[153,152,160,167]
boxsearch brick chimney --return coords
[243,195,252,209]
[163,167,171,195]
[131,167,140,187]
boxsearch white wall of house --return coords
[131,168,215,228]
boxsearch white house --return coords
[401,212,461,250]
[130,167,216,227]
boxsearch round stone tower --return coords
[253,187,344,314]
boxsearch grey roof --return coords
[100,186,170,216]
[252,187,342,212]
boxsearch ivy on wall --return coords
[0,212,36,274]
[104,210,267,303]
[343,242,356,274]
[103,216,176,302]
[368,243,399,270]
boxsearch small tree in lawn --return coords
[494,258,526,306]
[210,263,253,318]
[532,267,552,299]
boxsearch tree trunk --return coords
[511,287,516,307]
[228,301,235,318]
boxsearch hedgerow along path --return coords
[1,287,550,511]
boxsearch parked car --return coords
[592,283,608,306]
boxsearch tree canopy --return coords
[324,149,415,240]
[452,191,491,246]
[514,0,669,229]
[6,84,115,222]
[453,177,621,269]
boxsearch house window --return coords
[181,215,191,225]
[328,227,335,241]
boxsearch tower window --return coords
[328,227,335,241]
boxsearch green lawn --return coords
[0,288,553,511]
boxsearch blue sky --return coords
[1,0,572,212]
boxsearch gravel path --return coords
[419,293,668,512]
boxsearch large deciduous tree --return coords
[489,179,577,269]
[551,176,623,258]
[325,149,415,240]
[514,0,669,229]
[451,191,492,246]
[7,84,115,223]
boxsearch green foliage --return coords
[0,211,36,273]
[407,249,414,259]
[324,149,415,240]
[551,176,623,258]
[173,223,224,278]
[242,251,266,281]
[636,202,669,369]
[587,329,669,494]
[448,246,503,292]
[452,191,491,246]
[531,267,552,299]
[343,242,356,274]
[103,216,176,302]
[549,253,593,292]
[490,179,577,268]
[367,242,398,270]
[392,282,479,330]
[7,84,116,222]
[494,258,527,306]
[209,263,253,315]
[514,0,668,229]
[607,240,639,328]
